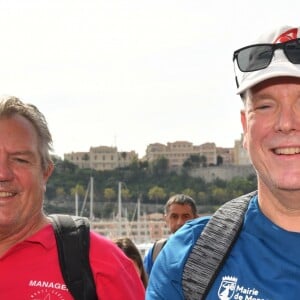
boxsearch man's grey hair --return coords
[164,194,197,216]
[0,95,53,171]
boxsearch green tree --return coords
[148,186,167,211]
[227,177,254,194]
[182,159,192,169]
[181,188,196,199]
[211,187,227,205]
[148,186,166,201]
[70,184,85,197]
[56,187,65,199]
[121,188,131,201]
[103,188,116,202]
[183,155,200,169]
[197,191,207,205]
[150,157,169,176]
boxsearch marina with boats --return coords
[74,178,169,255]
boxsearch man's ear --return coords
[43,162,54,191]
[240,110,248,150]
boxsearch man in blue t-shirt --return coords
[143,194,198,276]
[146,25,300,299]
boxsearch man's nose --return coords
[0,158,14,181]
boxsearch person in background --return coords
[146,25,300,299]
[143,194,198,276]
[113,237,148,288]
[0,96,144,299]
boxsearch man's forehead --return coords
[168,203,192,212]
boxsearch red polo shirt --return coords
[0,224,145,299]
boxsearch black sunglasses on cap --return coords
[233,38,300,72]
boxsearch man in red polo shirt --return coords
[0,96,145,299]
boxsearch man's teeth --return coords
[0,192,14,197]
[274,147,300,155]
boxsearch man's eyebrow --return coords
[11,150,34,155]
[10,150,36,159]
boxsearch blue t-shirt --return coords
[144,244,154,275]
[146,195,300,299]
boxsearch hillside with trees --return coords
[45,156,257,219]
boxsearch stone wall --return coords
[187,164,255,182]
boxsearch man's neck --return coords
[258,185,300,232]
[0,215,49,257]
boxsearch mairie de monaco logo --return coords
[218,276,237,300]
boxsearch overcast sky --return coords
[0,0,299,158]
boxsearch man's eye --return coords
[15,158,29,163]
[255,102,270,108]
[254,104,272,111]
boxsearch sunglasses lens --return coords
[285,39,300,64]
[236,45,273,72]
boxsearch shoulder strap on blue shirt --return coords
[182,191,257,300]
[152,238,168,263]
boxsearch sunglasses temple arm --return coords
[233,61,240,88]
[235,75,239,88]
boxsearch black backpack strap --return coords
[182,191,257,300]
[49,214,98,300]
[151,238,168,263]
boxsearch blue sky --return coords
[0,0,299,158]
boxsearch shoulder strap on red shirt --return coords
[49,214,98,300]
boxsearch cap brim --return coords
[237,63,300,94]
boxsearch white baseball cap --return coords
[234,25,300,95]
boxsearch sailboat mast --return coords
[118,181,122,236]
[75,191,79,216]
[118,181,122,221]
[137,194,141,242]
[90,177,94,220]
